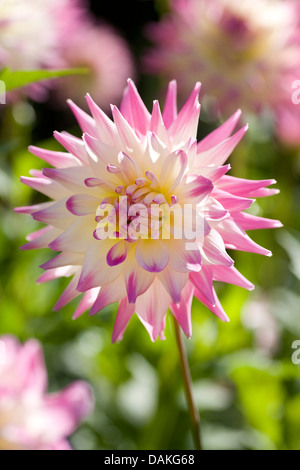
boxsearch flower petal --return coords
[218,218,272,256]
[125,251,155,302]
[136,278,171,341]
[112,297,135,343]
[190,268,215,305]
[72,288,100,319]
[158,267,189,303]
[135,239,169,273]
[170,282,194,338]
[162,80,177,129]
[29,145,80,168]
[66,194,99,216]
[67,99,98,138]
[197,109,242,152]
[232,212,283,230]
[194,287,230,322]
[197,125,248,166]
[120,79,151,136]
[89,278,126,316]
[106,241,128,267]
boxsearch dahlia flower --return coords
[144,0,300,144]
[56,23,135,110]
[0,0,85,99]
[0,335,93,450]
[17,80,281,341]
[0,0,84,69]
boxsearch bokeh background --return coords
[1,0,300,450]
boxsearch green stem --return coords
[173,317,202,450]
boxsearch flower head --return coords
[17,80,281,341]
[0,0,84,69]
[144,0,300,143]
[0,0,86,99]
[56,22,135,110]
[0,335,93,450]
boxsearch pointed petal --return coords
[212,189,254,212]
[72,288,100,319]
[83,132,119,168]
[136,278,171,341]
[202,230,234,266]
[37,266,77,284]
[150,100,169,144]
[197,125,248,166]
[77,240,123,291]
[29,146,80,168]
[21,226,59,251]
[14,202,51,215]
[67,99,98,137]
[32,198,72,229]
[53,272,81,311]
[218,218,272,256]
[42,166,92,194]
[106,241,128,267]
[158,267,188,303]
[160,150,188,193]
[120,79,151,136]
[53,131,89,164]
[49,217,94,252]
[40,251,83,270]
[66,194,99,216]
[176,174,213,203]
[125,252,155,303]
[20,175,67,200]
[197,109,242,152]
[86,93,117,146]
[168,239,202,272]
[190,268,215,305]
[170,282,194,338]
[169,82,201,143]
[135,239,169,273]
[194,287,230,322]
[232,212,283,230]
[195,164,231,183]
[89,278,126,316]
[111,105,141,152]
[217,176,278,198]
[112,297,135,343]
[162,80,177,128]
[210,265,254,291]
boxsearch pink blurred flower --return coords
[17,80,281,341]
[0,335,93,450]
[0,0,85,69]
[144,0,300,144]
[0,0,86,100]
[56,23,135,110]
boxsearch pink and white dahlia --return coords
[17,80,281,342]
[144,0,300,143]
[0,0,84,70]
[0,0,85,99]
[56,23,135,110]
[0,336,93,450]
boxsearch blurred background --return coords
[0,0,300,450]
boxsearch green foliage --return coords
[0,67,88,91]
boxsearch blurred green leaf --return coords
[0,67,88,91]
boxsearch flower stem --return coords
[173,317,202,450]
